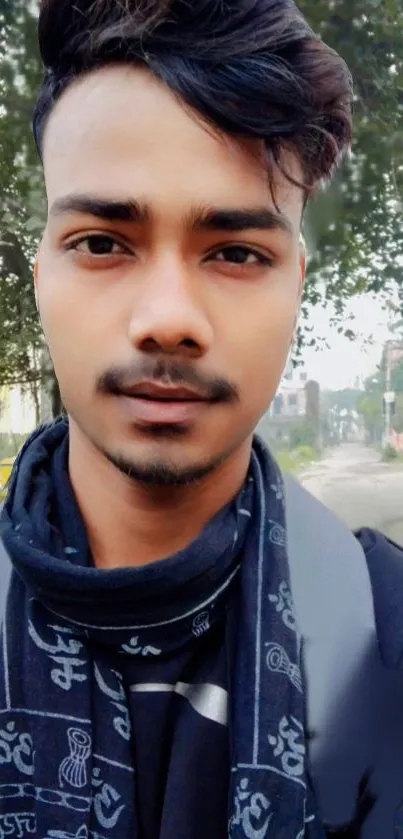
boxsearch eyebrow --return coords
[49,195,149,223]
[191,207,293,236]
[49,194,293,236]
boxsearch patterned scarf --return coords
[0,420,325,838]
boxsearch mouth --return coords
[120,382,207,402]
[113,382,210,425]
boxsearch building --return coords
[269,365,307,419]
[257,364,317,446]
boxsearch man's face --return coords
[37,66,305,485]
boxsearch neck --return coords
[68,423,252,569]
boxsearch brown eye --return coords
[69,235,129,256]
[211,246,272,266]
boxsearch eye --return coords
[210,245,272,266]
[67,234,130,256]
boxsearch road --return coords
[300,444,403,544]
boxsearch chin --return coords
[107,452,219,487]
[101,430,231,488]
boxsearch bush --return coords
[289,421,318,450]
[294,445,318,465]
[382,443,399,462]
[276,450,298,474]
[276,445,318,474]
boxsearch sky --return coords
[300,293,396,391]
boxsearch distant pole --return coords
[384,343,392,445]
[305,380,321,451]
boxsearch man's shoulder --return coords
[283,472,367,571]
[283,472,376,672]
[356,527,403,668]
[283,480,403,837]
[356,526,403,558]
[284,471,403,669]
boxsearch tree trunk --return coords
[30,380,41,427]
[50,374,63,419]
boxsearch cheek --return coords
[37,255,101,343]
[37,278,99,389]
[223,290,297,391]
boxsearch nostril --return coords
[138,338,161,353]
[181,338,198,349]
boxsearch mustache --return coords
[97,359,239,404]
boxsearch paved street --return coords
[300,444,403,544]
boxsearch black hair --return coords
[33,0,353,194]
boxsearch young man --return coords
[1,1,401,837]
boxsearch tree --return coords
[324,389,362,414]
[358,392,383,444]
[322,389,363,444]
[0,1,45,407]
[299,0,403,320]
[392,394,403,433]
[391,358,403,394]
[358,356,403,441]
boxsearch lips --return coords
[114,381,209,425]
[120,382,206,402]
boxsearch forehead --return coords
[43,65,303,228]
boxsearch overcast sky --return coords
[300,293,394,390]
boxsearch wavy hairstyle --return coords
[33,0,353,195]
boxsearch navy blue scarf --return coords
[0,420,325,837]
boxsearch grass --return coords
[276,445,319,474]
[381,443,403,464]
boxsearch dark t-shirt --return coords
[117,617,230,838]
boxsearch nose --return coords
[127,256,213,358]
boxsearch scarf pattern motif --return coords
[0,423,325,838]
[229,455,323,839]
